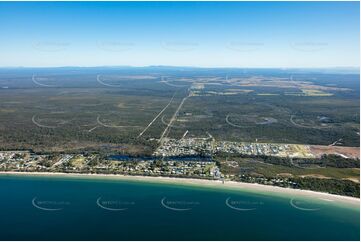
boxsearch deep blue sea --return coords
[0,174,359,241]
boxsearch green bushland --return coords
[216,153,360,197]
[291,177,360,197]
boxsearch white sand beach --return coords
[0,171,359,207]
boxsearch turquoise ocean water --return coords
[0,174,359,240]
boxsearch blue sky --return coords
[0,1,359,68]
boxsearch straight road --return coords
[138,92,177,138]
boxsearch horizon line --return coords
[0,65,359,69]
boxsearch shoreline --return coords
[0,171,359,207]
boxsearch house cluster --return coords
[155,138,213,157]
[155,138,311,158]
[101,158,221,178]
[215,141,288,156]
[0,151,222,179]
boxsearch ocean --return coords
[0,174,359,240]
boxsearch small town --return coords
[1,136,357,190]
[155,138,315,158]
[0,149,303,189]
[0,150,222,179]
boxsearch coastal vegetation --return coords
[217,153,360,197]
[0,68,359,198]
